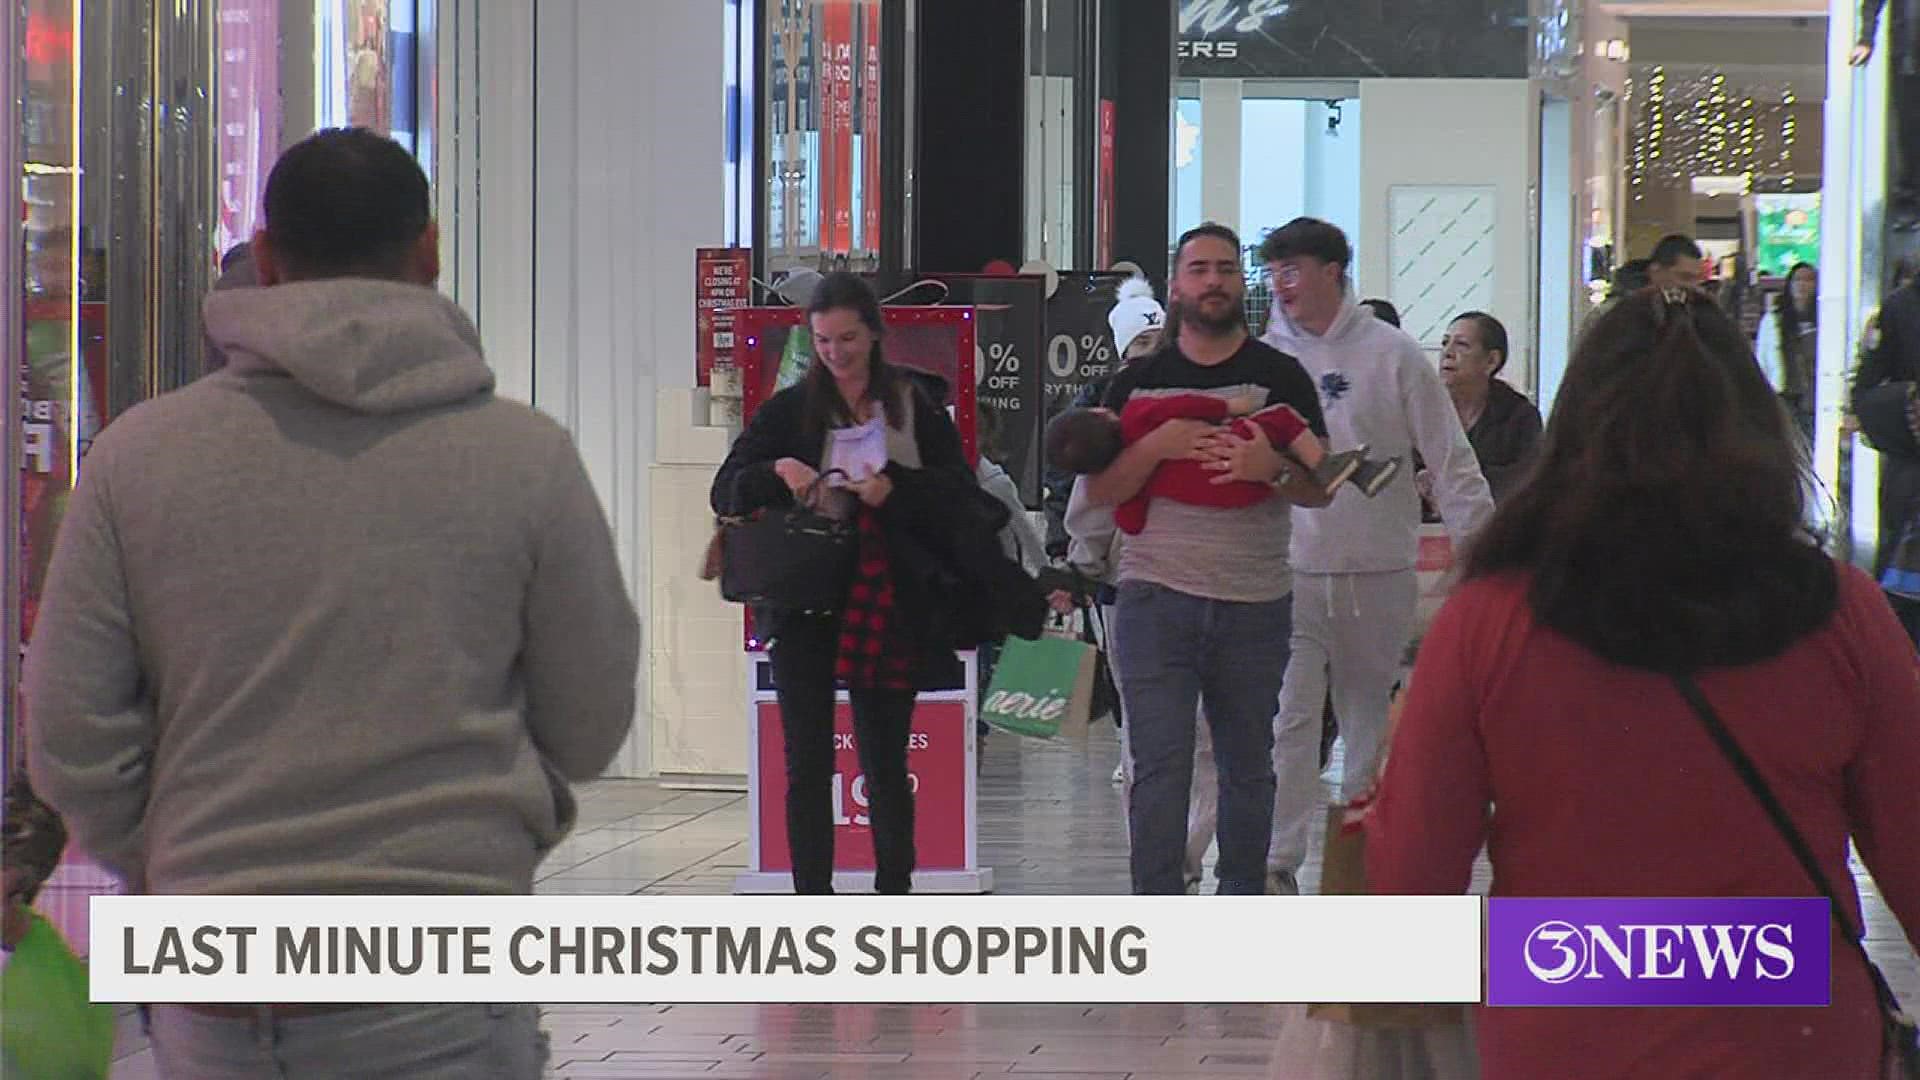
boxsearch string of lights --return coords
[1627,66,1801,199]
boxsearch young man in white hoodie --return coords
[1257,218,1494,894]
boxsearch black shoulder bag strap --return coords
[1671,673,1919,1074]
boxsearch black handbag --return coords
[1856,382,1920,459]
[1672,674,1920,1079]
[714,470,858,614]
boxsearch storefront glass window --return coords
[317,1,424,153]
[765,0,884,274]
[217,0,281,259]
[214,1,432,260]
[1174,96,1203,241]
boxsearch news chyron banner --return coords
[92,896,1480,1004]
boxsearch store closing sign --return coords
[695,248,753,386]
[753,702,968,873]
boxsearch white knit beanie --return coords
[1107,275,1165,356]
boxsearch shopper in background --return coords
[1756,262,1820,447]
[1855,262,1920,646]
[1647,234,1707,290]
[1054,274,1167,785]
[974,407,1046,752]
[1359,298,1401,328]
[1369,287,1920,1079]
[25,129,641,1078]
[713,272,1013,896]
[1853,0,1920,227]
[201,241,259,372]
[1261,217,1494,897]
[1085,223,1333,896]
[1432,311,1542,503]
[1045,275,1167,557]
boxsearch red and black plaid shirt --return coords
[836,506,918,689]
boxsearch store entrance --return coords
[8,0,437,956]
[1173,80,1361,334]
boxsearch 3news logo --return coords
[1486,898,1832,1007]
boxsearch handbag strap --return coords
[1670,673,1906,1018]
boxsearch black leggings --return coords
[769,615,918,894]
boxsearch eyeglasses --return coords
[1272,264,1305,287]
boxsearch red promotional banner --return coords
[861,1,882,252]
[694,247,753,386]
[821,0,855,254]
[755,700,969,872]
[1098,100,1117,269]
[215,0,281,257]
[19,300,107,651]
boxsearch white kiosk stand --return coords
[733,650,995,894]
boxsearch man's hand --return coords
[1198,425,1285,485]
[1142,418,1215,463]
[1852,42,1874,67]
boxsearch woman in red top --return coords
[1366,288,1920,1078]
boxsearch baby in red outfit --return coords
[1046,392,1397,534]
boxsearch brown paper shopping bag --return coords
[981,632,1096,740]
[1308,691,1469,1030]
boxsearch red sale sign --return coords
[754,700,968,872]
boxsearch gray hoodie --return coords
[976,457,1045,574]
[1264,298,1493,573]
[24,279,641,896]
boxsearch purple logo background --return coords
[1487,898,1831,1007]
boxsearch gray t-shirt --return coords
[1103,339,1326,604]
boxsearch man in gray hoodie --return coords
[24,129,640,1077]
[1258,218,1493,894]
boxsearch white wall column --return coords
[531,0,732,782]
[1200,78,1243,235]
[434,0,536,408]
[1822,0,1885,565]
[1359,79,1534,388]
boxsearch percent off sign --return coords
[980,342,1023,393]
[1047,334,1115,381]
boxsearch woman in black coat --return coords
[1855,276,1920,646]
[711,273,996,894]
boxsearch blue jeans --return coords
[1113,581,1293,895]
[146,1003,547,1079]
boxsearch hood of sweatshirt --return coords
[1264,294,1373,353]
[202,279,495,414]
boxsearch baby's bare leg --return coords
[1285,430,1327,469]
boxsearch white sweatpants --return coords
[1267,569,1418,874]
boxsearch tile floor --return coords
[106,729,1919,1079]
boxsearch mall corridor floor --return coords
[106,732,1920,1079]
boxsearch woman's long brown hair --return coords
[801,272,907,436]
[1463,287,1837,673]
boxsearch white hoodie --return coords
[1264,298,1493,573]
